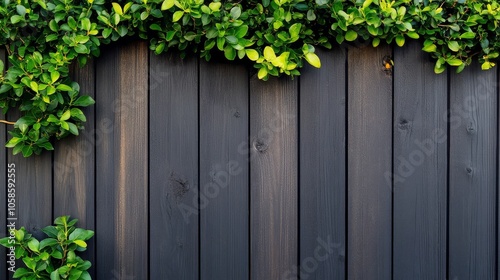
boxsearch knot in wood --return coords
[466,167,473,176]
[253,138,268,153]
[398,119,411,131]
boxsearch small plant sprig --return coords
[1,0,500,156]
[0,216,95,280]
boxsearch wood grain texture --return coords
[149,53,199,280]
[393,41,447,279]
[53,60,96,278]
[0,48,6,279]
[347,45,392,280]
[250,76,298,280]
[199,61,249,280]
[95,42,149,280]
[299,48,346,280]
[449,63,497,279]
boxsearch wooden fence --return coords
[1,40,499,279]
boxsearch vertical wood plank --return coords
[250,76,298,280]
[149,54,198,280]
[0,48,6,278]
[347,45,392,280]
[95,42,148,280]
[449,64,497,279]
[199,61,249,280]
[6,120,52,280]
[53,60,96,278]
[299,48,346,280]
[393,41,447,279]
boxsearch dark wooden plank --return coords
[299,48,346,280]
[347,45,392,279]
[449,63,497,279]
[393,41,447,279]
[6,117,52,280]
[199,61,249,279]
[95,42,148,280]
[0,47,7,278]
[250,76,298,280]
[149,53,198,280]
[53,60,95,278]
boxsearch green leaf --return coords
[73,96,95,107]
[173,11,184,22]
[51,71,60,84]
[56,84,73,92]
[289,23,301,39]
[27,239,40,253]
[448,41,460,52]
[224,46,236,60]
[407,31,419,39]
[73,240,87,248]
[482,61,495,70]
[395,35,405,47]
[11,15,24,24]
[6,137,22,148]
[50,270,61,280]
[263,46,276,61]
[22,146,33,157]
[61,110,71,121]
[81,18,91,31]
[102,28,112,39]
[422,43,437,53]
[460,32,475,39]
[80,271,91,280]
[434,62,446,74]
[245,49,259,61]
[161,0,175,10]
[258,67,268,80]
[39,238,58,250]
[305,52,321,68]
[209,2,221,12]
[230,7,241,19]
[447,58,463,66]
[112,3,123,15]
[345,30,358,41]
[16,5,27,16]
[13,268,31,278]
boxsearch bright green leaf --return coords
[161,0,175,10]
[305,52,321,68]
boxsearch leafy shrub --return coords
[0,216,94,280]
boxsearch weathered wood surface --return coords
[149,53,199,280]
[449,63,497,279]
[347,45,393,280]
[1,43,500,280]
[300,48,346,280]
[95,41,149,280]
[199,61,249,280]
[393,41,447,280]
[54,60,96,276]
[250,76,298,280]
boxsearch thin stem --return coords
[0,120,15,125]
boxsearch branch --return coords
[0,120,15,125]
